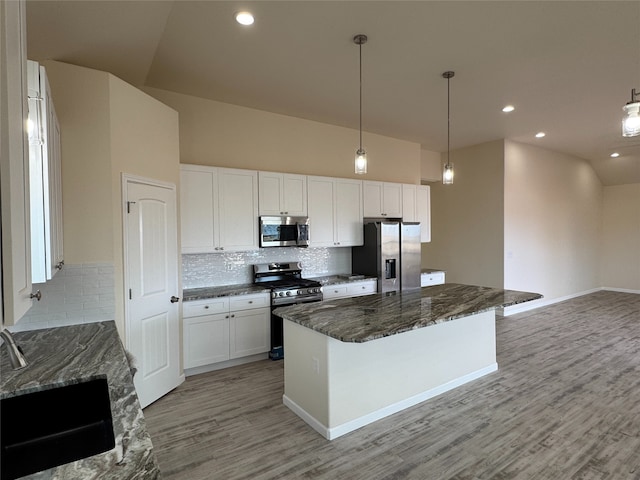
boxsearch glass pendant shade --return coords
[622,102,640,137]
[443,162,454,184]
[355,148,367,174]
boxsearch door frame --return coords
[121,173,182,354]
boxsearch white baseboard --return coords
[502,286,640,316]
[283,363,498,441]
[502,288,601,316]
[184,353,269,377]
[602,287,640,294]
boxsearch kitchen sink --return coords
[1,377,116,480]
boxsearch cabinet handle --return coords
[248,300,253,304]
[231,314,235,318]
[55,260,64,271]
[170,296,180,303]
[30,290,42,301]
[204,305,209,309]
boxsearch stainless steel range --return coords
[253,262,323,359]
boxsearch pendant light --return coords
[622,88,640,137]
[442,71,455,184]
[354,34,368,175]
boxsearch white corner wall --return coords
[601,183,640,291]
[504,141,602,305]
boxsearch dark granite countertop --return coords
[274,283,542,343]
[310,274,377,286]
[183,283,269,301]
[0,321,160,479]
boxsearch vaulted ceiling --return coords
[26,0,640,186]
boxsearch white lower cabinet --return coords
[323,279,377,301]
[420,271,446,287]
[183,293,270,369]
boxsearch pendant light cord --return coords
[447,75,450,164]
[359,40,363,150]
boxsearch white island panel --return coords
[283,310,497,440]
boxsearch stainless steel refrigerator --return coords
[352,221,421,293]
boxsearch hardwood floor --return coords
[144,291,640,479]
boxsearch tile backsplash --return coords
[182,247,352,289]
[10,263,115,333]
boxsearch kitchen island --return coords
[274,283,541,440]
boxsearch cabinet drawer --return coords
[323,285,348,300]
[421,272,445,287]
[229,293,270,311]
[183,297,229,318]
[347,281,376,297]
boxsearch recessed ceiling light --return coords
[610,152,620,158]
[235,11,254,26]
[502,105,515,113]
[535,132,546,138]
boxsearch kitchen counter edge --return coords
[274,283,542,343]
[0,321,161,480]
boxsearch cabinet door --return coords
[183,313,230,368]
[229,308,270,359]
[218,168,258,251]
[281,174,307,216]
[347,280,377,297]
[307,176,335,247]
[382,183,403,218]
[402,184,417,222]
[335,178,363,246]
[258,171,282,216]
[180,165,218,253]
[48,95,64,272]
[363,181,383,218]
[416,185,431,243]
[323,285,348,300]
[1,0,33,325]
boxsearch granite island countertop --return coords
[0,321,160,479]
[274,283,542,343]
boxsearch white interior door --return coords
[124,176,183,408]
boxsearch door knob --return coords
[170,296,180,303]
[30,290,42,301]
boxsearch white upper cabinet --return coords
[1,0,34,325]
[402,184,431,243]
[27,60,64,283]
[258,172,307,216]
[308,176,363,247]
[218,168,259,251]
[363,181,403,218]
[180,164,259,253]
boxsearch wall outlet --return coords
[312,357,320,374]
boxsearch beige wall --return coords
[41,61,180,338]
[420,148,441,182]
[601,183,640,291]
[109,76,181,336]
[504,141,602,304]
[42,61,113,264]
[142,86,421,184]
[421,140,505,288]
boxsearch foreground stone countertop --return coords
[0,321,160,479]
[274,283,542,343]
[183,283,268,301]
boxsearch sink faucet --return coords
[0,329,28,369]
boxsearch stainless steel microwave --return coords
[259,216,309,248]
